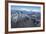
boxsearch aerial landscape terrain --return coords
[11,6,41,28]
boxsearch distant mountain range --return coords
[11,10,40,14]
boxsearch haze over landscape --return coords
[11,6,41,28]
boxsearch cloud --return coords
[32,9,40,12]
[17,8,31,11]
[12,8,32,11]
[12,7,40,12]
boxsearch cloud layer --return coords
[11,8,40,12]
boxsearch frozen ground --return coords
[11,10,41,28]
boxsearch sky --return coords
[11,5,41,12]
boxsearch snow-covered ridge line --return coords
[12,8,40,12]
